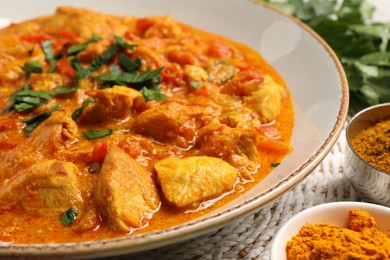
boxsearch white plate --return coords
[0,0,349,258]
[271,201,390,260]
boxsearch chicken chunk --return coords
[249,75,287,123]
[30,110,80,155]
[42,6,131,39]
[133,101,217,148]
[95,146,160,232]
[197,119,260,180]
[79,86,144,123]
[155,156,238,207]
[183,65,208,82]
[0,159,82,213]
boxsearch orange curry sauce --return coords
[0,7,294,243]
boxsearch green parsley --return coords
[21,104,61,135]
[83,129,113,140]
[60,207,79,226]
[263,0,390,115]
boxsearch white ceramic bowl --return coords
[271,201,390,260]
[0,0,348,258]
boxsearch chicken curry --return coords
[0,7,294,243]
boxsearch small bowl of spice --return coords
[345,102,390,206]
[270,201,390,259]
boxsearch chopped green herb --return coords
[119,53,141,72]
[60,207,79,226]
[72,98,93,121]
[95,67,164,86]
[21,104,61,135]
[22,60,43,78]
[141,86,166,101]
[67,34,102,56]
[14,89,53,100]
[189,81,201,89]
[109,64,122,75]
[83,129,113,140]
[76,45,118,79]
[41,40,57,73]
[271,162,280,167]
[3,85,76,113]
[50,86,77,96]
[70,58,83,71]
[14,96,45,111]
[114,35,136,50]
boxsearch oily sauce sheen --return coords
[0,7,294,243]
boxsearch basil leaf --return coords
[119,53,141,72]
[14,96,46,112]
[88,45,118,73]
[2,84,31,113]
[70,58,83,71]
[41,40,57,73]
[95,67,164,85]
[114,35,136,50]
[76,45,118,79]
[14,89,52,100]
[109,64,122,75]
[50,86,77,96]
[72,99,93,121]
[67,34,102,56]
[14,102,37,112]
[60,207,79,226]
[21,104,61,135]
[83,129,113,140]
[22,60,43,78]
[141,86,166,102]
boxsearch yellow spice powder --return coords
[350,118,390,173]
[286,209,390,260]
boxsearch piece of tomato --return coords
[0,141,17,150]
[194,88,210,97]
[160,63,183,84]
[84,141,109,165]
[52,30,78,41]
[20,33,53,44]
[207,42,233,58]
[135,18,155,36]
[0,119,19,132]
[56,58,76,78]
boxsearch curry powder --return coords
[286,209,390,259]
[350,118,390,173]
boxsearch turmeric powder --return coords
[350,118,390,173]
[286,209,390,259]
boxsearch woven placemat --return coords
[113,131,359,260]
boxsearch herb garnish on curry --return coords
[0,7,294,243]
